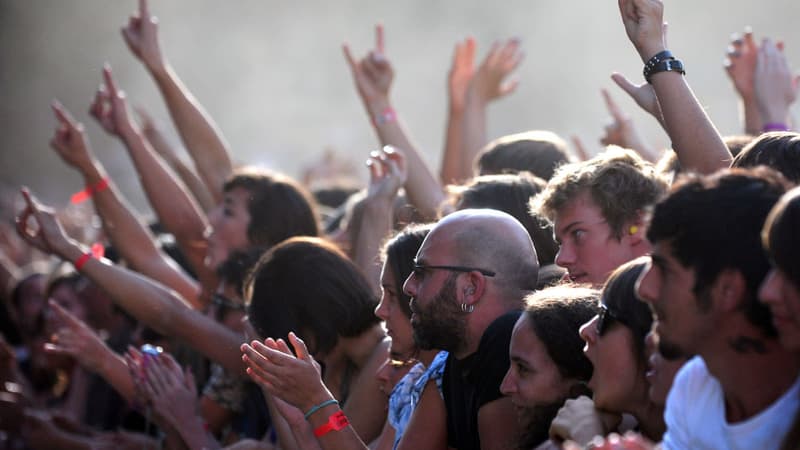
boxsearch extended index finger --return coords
[102,64,119,95]
[602,88,626,122]
[51,101,78,128]
[375,23,385,54]
[48,300,85,329]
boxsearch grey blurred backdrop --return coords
[2,0,799,215]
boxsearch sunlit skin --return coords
[759,268,800,351]
[206,187,252,269]
[636,245,712,357]
[375,264,415,358]
[375,352,415,398]
[501,315,576,410]
[644,330,686,407]
[553,191,645,286]
[579,314,647,412]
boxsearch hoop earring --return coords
[461,303,474,313]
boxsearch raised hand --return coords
[724,29,759,101]
[139,352,201,430]
[15,189,75,257]
[610,72,663,125]
[448,37,477,114]
[467,38,523,104]
[755,39,799,126]
[89,65,136,137]
[365,146,407,203]
[241,332,330,412]
[50,101,95,173]
[343,24,394,106]
[121,0,165,72]
[618,0,667,62]
[44,300,110,373]
[599,89,657,161]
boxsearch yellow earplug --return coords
[629,225,639,235]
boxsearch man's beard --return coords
[516,400,566,449]
[411,274,467,352]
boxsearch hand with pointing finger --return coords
[121,0,166,73]
[343,24,394,108]
[50,101,96,173]
[89,65,137,138]
[599,89,657,161]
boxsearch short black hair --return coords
[763,186,800,290]
[732,132,800,183]
[647,167,790,336]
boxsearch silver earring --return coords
[461,303,474,313]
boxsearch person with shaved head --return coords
[403,209,539,450]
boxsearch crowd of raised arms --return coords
[3,0,800,449]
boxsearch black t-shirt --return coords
[443,310,521,450]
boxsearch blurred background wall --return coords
[2,0,799,215]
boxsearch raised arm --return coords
[135,352,221,450]
[50,100,201,307]
[724,28,763,135]
[90,65,212,281]
[44,300,135,402]
[122,0,233,202]
[440,37,476,184]
[15,189,245,377]
[343,24,444,220]
[353,146,406,291]
[618,0,731,174]
[462,39,523,176]
[754,39,799,132]
[136,106,216,213]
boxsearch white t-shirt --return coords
[662,356,800,450]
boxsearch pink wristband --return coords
[374,107,396,126]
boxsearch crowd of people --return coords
[2,0,800,449]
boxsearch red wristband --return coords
[313,410,349,438]
[73,243,105,271]
[71,177,110,204]
[74,252,93,271]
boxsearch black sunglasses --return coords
[597,304,623,336]
[413,262,496,278]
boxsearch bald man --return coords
[403,209,539,450]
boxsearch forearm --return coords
[170,413,221,450]
[142,126,216,213]
[90,344,136,403]
[306,403,369,450]
[741,96,763,135]
[461,93,490,177]
[650,72,731,173]
[84,161,201,307]
[440,108,467,184]
[119,126,210,275]
[69,249,244,376]
[352,200,393,291]
[365,98,445,220]
[149,64,233,202]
